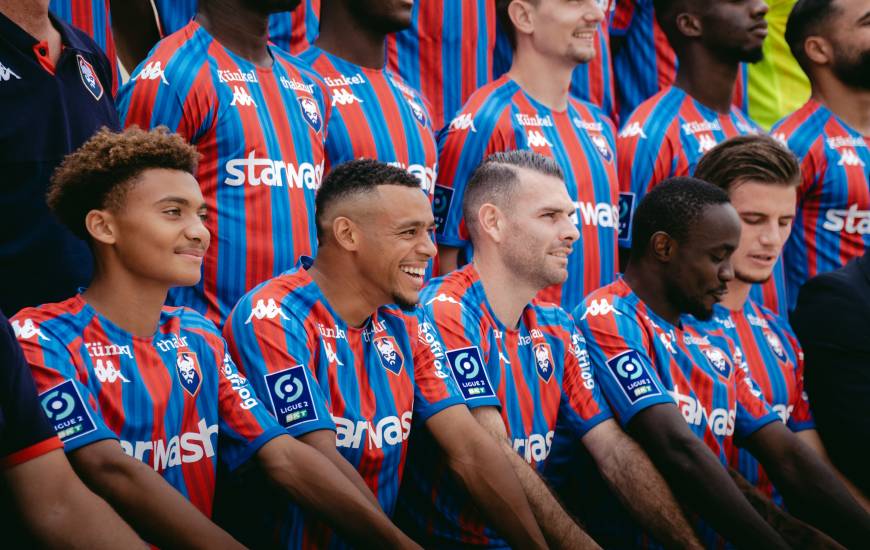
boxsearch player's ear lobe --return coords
[508,0,534,38]
[675,13,701,38]
[477,203,504,242]
[650,232,675,262]
[804,36,832,66]
[86,209,117,245]
[332,217,359,251]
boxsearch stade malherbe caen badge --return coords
[605,349,662,404]
[76,54,104,101]
[298,97,322,134]
[175,351,203,397]
[532,342,555,383]
[701,346,733,380]
[265,365,319,429]
[374,336,404,375]
[39,379,98,442]
[446,346,495,401]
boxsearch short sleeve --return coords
[573,298,673,427]
[223,294,335,439]
[13,318,118,453]
[422,294,502,410]
[734,365,780,439]
[781,326,815,431]
[410,312,466,422]
[0,316,62,468]
[557,325,613,438]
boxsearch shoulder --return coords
[771,101,829,157]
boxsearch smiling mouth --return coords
[400,265,425,282]
[176,248,205,259]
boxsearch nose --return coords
[419,229,437,259]
[751,0,769,18]
[187,215,211,249]
[758,220,782,248]
[719,257,735,283]
[561,214,581,244]
[586,0,606,24]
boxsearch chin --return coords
[735,269,771,285]
[392,291,419,311]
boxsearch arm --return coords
[581,419,703,550]
[109,0,161,71]
[256,434,419,549]
[627,404,787,549]
[797,429,870,512]
[472,406,601,550]
[744,421,870,548]
[298,429,380,508]
[68,440,243,549]
[4,448,145,549]
[426,404,547,550]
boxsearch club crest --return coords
[701,346,732,379]
[764,330,788,362]
[533,342,555,382]
[298,96,322,133]
[77,54,103,101]
[405,96,428,128]
[374,336,404,375]
[176,351,203,396]
[591,133,613,162]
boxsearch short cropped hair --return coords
[496,0,540,51]
[48,126,199,241]
[785,0,839,72]
[694,135,801,192]
[630,177,731,260]
[462,150,564,236]
[315,158,421,240]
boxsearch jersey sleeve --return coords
[573,299,674,427]
[0,317,63,468]
[13,320,118,453]
[411,311,466,422]
[557,324,613,438]
[223,294,336,440]
[780,324,815,431]
[434,107,514,248]
[423,294,502,410]
[734,362,780,439]
[116,46,215,142]
[616,115,678,248]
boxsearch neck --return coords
[196,0,271,67]
[506,44,574,111]
[623,261,681,326]
[472,252,538,330]
[308,250,379,328]
[720,278,751,311]
[315,3,386,69]
[0,0,58,42]
[81,261,169,338]
[674,47,739,114]
[812,77,870,136]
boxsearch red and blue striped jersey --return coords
[493,0,617,122]
[12,295,284,518]
[771,100,870,311]
[117,21,329,327]
[398,264,611,546]
[574,278,778,546]
[223,260,464,549]
[437,75,619,311]
[386,0,497,132]
[49,0,118,93]
[298,46,439,196]
[151,1,318,54]
[686,300,813,506]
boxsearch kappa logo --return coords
[590,133,613,162]
[822,204,870,235]
[331,87,363,106]
[425,293,461,306]
[771,132,789,147]
[76,54,103,100]
[837,149,866,167]
[230,85,256,107]
[246,298,289,323]
[533,342,554,383]
[324,341,344,367]
[298,96,322,133]
[449,113,477,133]
[11,319,50,341]
[133,61,169,84]
[701,346,732,379]
[374,336,404,375]
[93,359,131,384]
[618,122,646,139]
[527,130,553,148]
[580,299,621,320]
[175,351,203,396]
[764,330,787,362]
[0,61,20,81]
[697,134,718,154]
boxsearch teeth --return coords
[400,266,425,277]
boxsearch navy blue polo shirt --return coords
[0,11,118,315]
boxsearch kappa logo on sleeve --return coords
[265,365,319,429]
[39,380,98,442]
[605,350,662,404]
[446,346,496,400]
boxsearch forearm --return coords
[300,430,381,509]
[70,448,241,549]
[596,434,702,550]
[259,437,418,549]
[446,436,547,549]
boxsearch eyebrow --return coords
[155,197,206,209]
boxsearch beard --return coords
[832,48,870,91]
[666,280,715,321]
[392,291,418,311]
